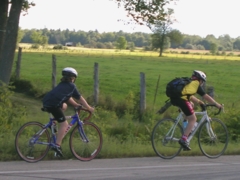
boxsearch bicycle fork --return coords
[205,118,217,140]
[78,122,89,143]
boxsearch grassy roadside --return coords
[1,48,240,161]
[0,92,237,162]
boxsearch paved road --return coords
[0,156,240,180]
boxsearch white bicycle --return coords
[151,102,228,159]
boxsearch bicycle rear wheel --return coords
[69,121,103,161]
[151,118,183,159]
[198,118,228,158]
[15,121,51,163]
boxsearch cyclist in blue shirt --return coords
[42,67,94,156]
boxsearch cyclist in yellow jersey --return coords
[170,70,223,150]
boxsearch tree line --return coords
[19,28,240,53]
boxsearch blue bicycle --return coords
[15,106,102,163]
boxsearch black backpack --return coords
[166,77,192,98]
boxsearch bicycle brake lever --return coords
[221,104,225,113]
[214,105,223,115]
[200,104,206,111]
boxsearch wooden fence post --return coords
[94,62,99,105]
[140,72,146,112]
[52,54,57,89]
[153,74,161,109]
[15,47,22,79]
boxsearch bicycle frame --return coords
[187,111,213,142]
[30,111,89,148]
[165,109,215,143]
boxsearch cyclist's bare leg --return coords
[56,103,68,146]
[184,114,197,136]
[56,120,68,146]
[56,98,83,146]
[179,102,196,150]
[56,99,79,146]
[182,101,195,134]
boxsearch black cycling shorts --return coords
[170,98,194,116]
[44,107,66,123]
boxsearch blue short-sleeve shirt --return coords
[43,81,81,108]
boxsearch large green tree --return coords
[116,36,127,50]
[210,42,218,54]
[148,8,182,56]
[0,0,8,53]
[30,30,49,47]
[233,38,240,50]
[0,0,34,85]
[218,34,233,51]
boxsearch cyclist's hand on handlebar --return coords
[215,102,223,109]
[76,104,94,113]
[198,100,205,105]
[88,106,95,113]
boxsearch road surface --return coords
[0,156,240,180]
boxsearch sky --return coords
[19,0,240,38]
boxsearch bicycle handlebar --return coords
[200,103,224,115]
[75,106,92,121]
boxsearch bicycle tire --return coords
[198,118,228,158]
[151,118,183,159]
[69,121,103,161]
[15,121,51,163]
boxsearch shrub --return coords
[144,46,151,51]
[224,108,240,142]
[53,44,67,50]
[0,83,27,138]
[31,44,40,49]
[10,77,42,97]
[180,51,190,54]
[227,52,234,56]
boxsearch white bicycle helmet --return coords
[62,67,78,77]
[192,70,206,82]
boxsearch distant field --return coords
[19,43,240,56]
[14,46,240,108]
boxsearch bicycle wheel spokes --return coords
[198,118,228,158]
[151,118,183,159]
[15,122,51,163]
[70,122,102,161]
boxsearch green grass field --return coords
[15,48,240,108]
[3,47,240,161]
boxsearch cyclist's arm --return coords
[202,94,222,109]
[190,95,204,105]
[79,96,95,113]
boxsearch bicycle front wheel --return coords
[151,118,183,159]
[69,121,103,161]
[198,118,228,158]
[15,121,51,163]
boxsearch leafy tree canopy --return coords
[115,0,177,25]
